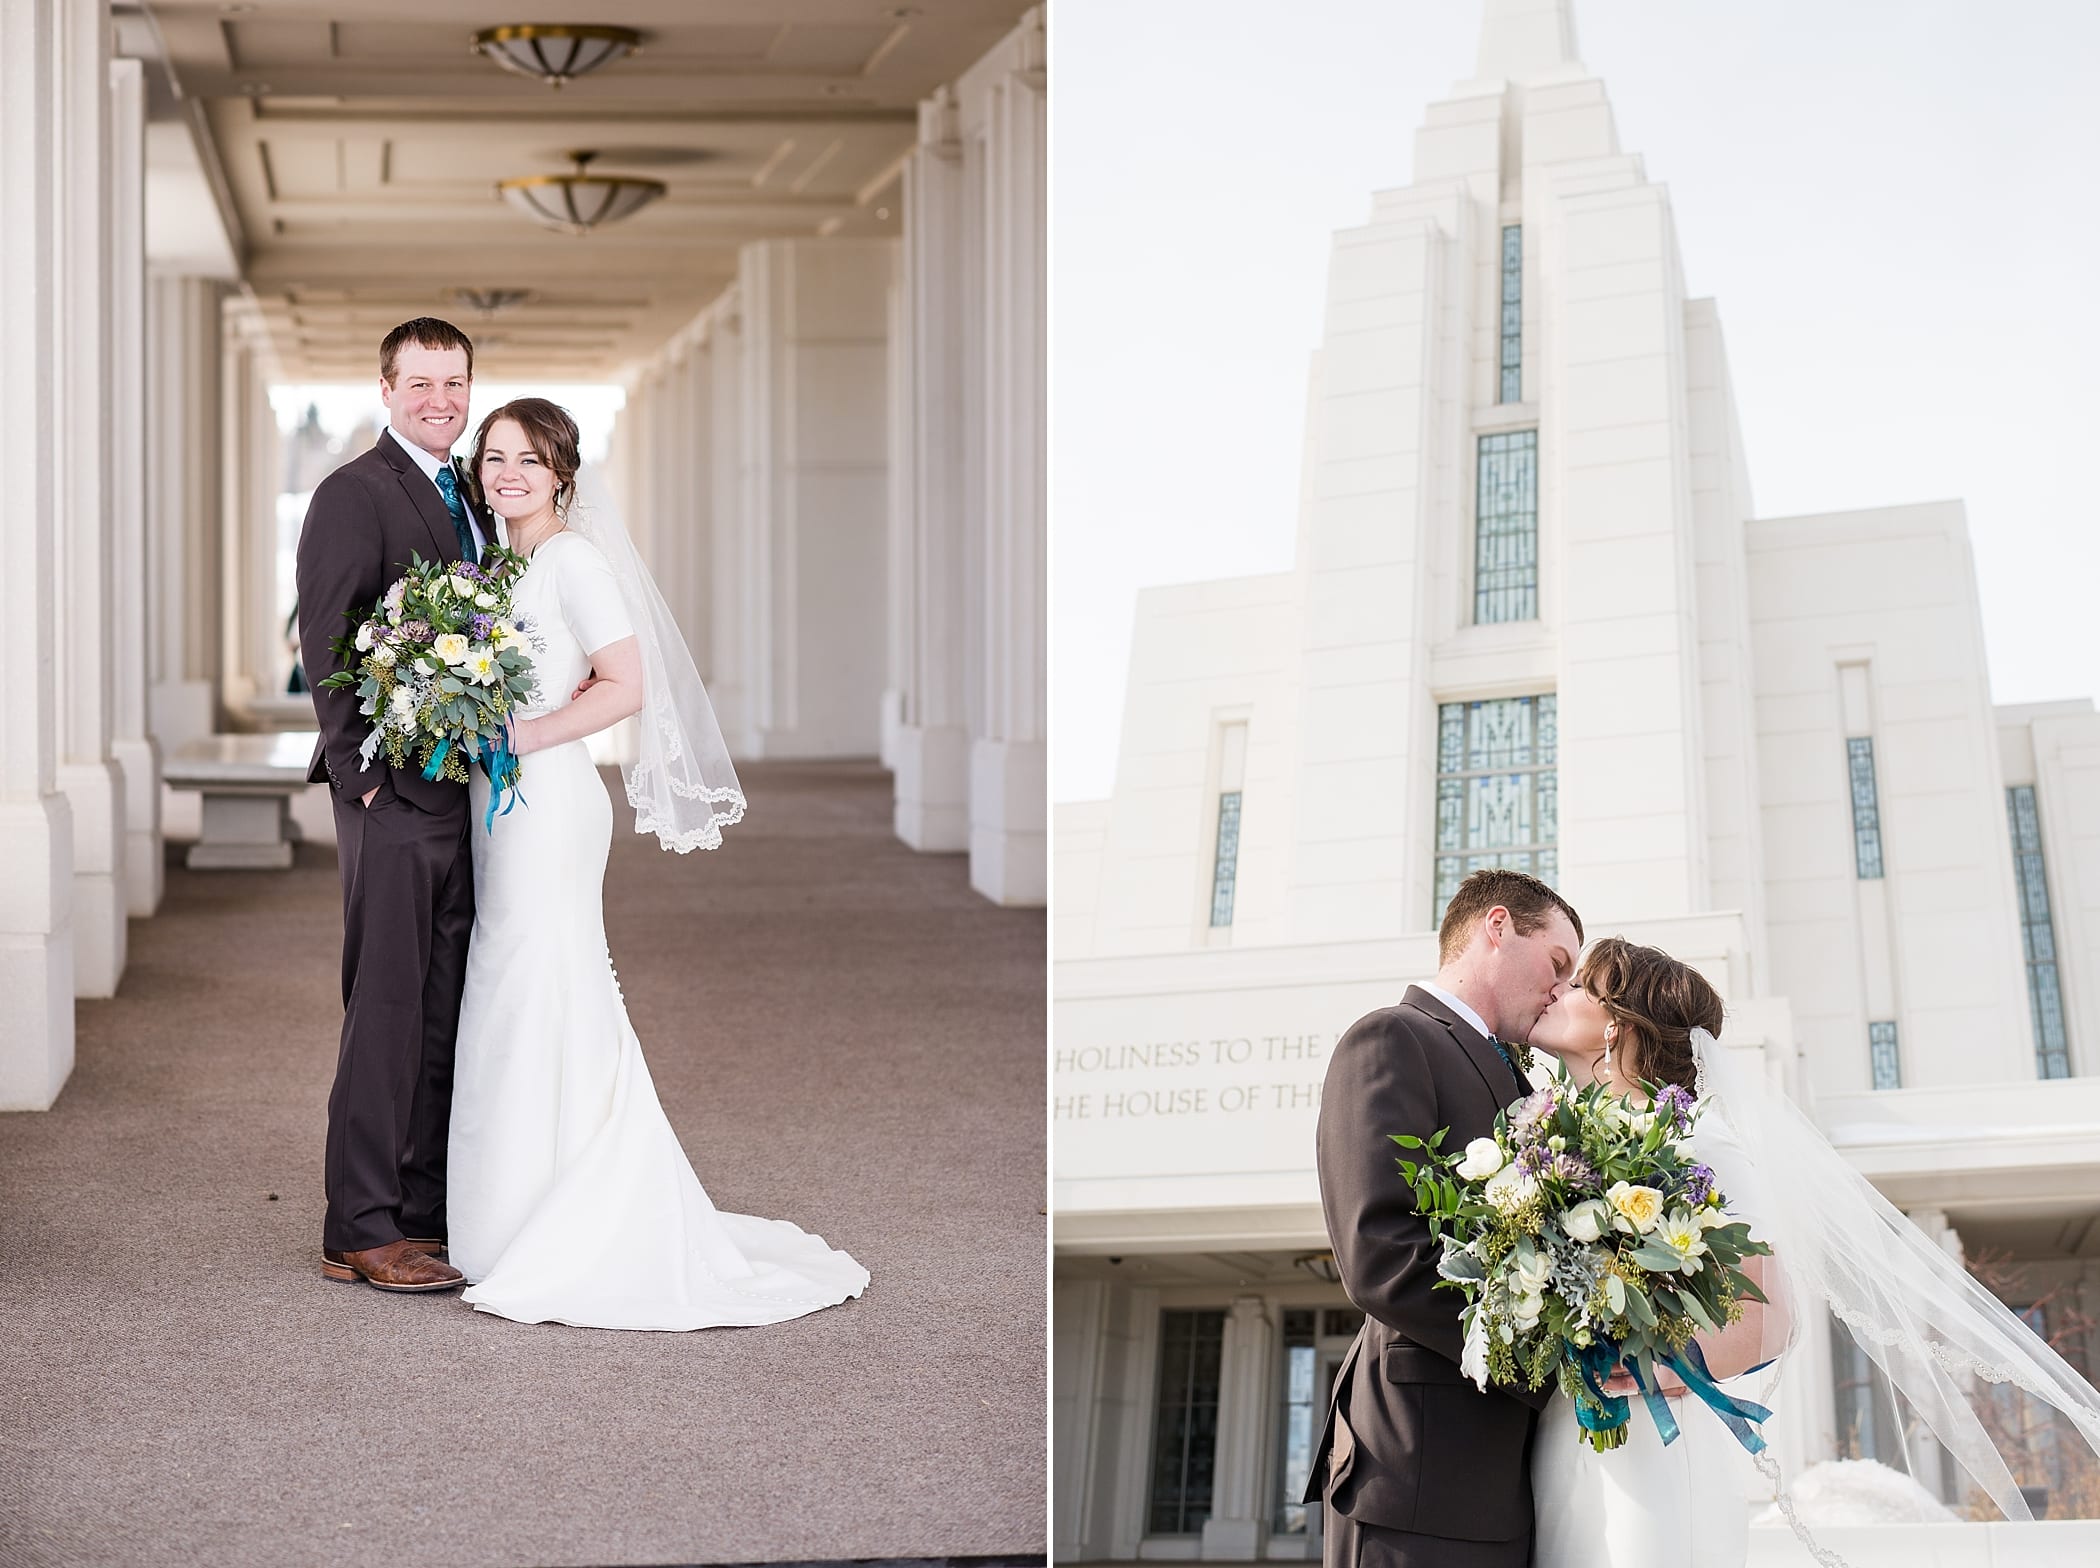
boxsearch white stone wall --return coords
[1747,502,2034,1098]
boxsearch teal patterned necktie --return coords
[434,464,478,565]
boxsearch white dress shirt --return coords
[1419,980,1494,1044]
[384,424,490,554]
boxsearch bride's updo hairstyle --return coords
[470,397,582,516]
[1577,936,1724,1096]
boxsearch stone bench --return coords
[163,731,318,870]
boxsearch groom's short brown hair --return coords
[380,317,475,384]
[1437,869,1582,964]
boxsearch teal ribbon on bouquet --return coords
[1574,1340,1633,1440]
[1576,1338,1774,1454]
[419,731,526,833]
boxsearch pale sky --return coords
[1050,0,2100,801]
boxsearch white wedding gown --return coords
[1532,1107,1773,1568]
[446,531,870,1329]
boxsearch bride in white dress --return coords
[1522,939,1778,1568]
[443,398,869,1330]
[1520,936,2100,1567]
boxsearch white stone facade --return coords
[1051,2,2100,1558]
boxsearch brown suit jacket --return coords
[1303,986,1554,1552]
[295,428,487,814]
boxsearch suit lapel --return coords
[1402,984,1522,1104]
[377,428,458,564]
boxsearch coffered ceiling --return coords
[133,1,1031,380]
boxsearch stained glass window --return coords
[1847,737,1885,879]
[1869,1020,1901,1090]
[1148,1309,1226,1535]
[1499,225,1522,403]
[2008,786,2071,1078]
[1475,430,1538,624]
[1210,792,1243,928]
[1434,695,1558,924]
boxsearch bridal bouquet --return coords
[319,549,539,827]
[1394,1073,1775,1453]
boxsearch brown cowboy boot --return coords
[321,1239,464,1292]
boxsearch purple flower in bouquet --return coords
[1656,1083,1697,1133]
[458,560,484,582]
[401,619,433,643]
[1550,1150,1601,1191]
[1516,1143,1552,1177]
[1683,1161,1718,1207]
[1510,1086,1557,1138]
[470,613,495,640]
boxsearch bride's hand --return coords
[508,714,539,757]
[1602,1366,1686,1400]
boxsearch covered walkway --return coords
[0,762,1044,1566]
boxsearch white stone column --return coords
[146,273,224,754]
[967,18,1047,906]
[1200,1294,1276,1559]
[107,56,159,918]
[53,0,126,998]
[708,301,752,744]
[0,0,77,1108]
[219,311,283,714]
[667,340,714,666]
[891,87,971,852]
[735,238,893,759]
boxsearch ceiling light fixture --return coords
[472,24,643,88]
[448,287,536,315]
[497,151,665,236]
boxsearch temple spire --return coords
[1474,0,1579,81]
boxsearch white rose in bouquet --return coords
[1484,1164,1539,1215]
[1455,1137,1505,1180]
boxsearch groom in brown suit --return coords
[1305,869,1583,1567]
[295,318,493,1293]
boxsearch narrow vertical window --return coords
[1832,1315,1904,1462]
[1474,430,1538,624]
[1869,1020,1901,1090]
[2007,785,2071,1078]
[1435,694,1557,923]
[1846,736,1885,879]
[1210,722,1248,928]
[1148,1309,1226,1535]
[1498,224,1522,403]
[1273,1309,1317,1536]
[1210,795,1242,927]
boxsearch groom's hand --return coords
[570,672,602,701]
[362,786,379,807]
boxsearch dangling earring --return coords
[1602,1024,1618,1087]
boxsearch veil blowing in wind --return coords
[1689,1027,2100,1562]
